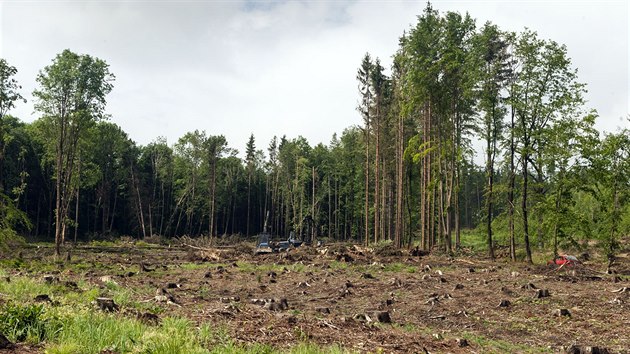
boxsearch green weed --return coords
[0,303,61,343]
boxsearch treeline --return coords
[0,4,628,260]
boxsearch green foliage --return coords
[0,6,625,263]
[0,193,29,249]
[0,303,60,343]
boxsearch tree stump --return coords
[553,308,571,317]
[315,307,331,314]
[498,300,511,307]
[375,311,391,323]
[138,312,160,326]
[456,338,469,347]
[96,297,119,312]
[534,289,550,298]
[0,333,13,349]
[34,294,52,303]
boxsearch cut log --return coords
[566,344,608,354]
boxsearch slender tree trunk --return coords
[247,171,251,237]
[553,180,562,258]
[209,157,217,240]
[74,184,79,244]
[486,106,495,259]
[131,162,146,238]
[108,189,118,234]
[609,181,619,258]
[54,114,67,257]
[508,106,517,261]
[364,122,370,246]
[395,107,404,247]
[374,113,380,244]
[486,165,495,259]
[0,126,5,194]
[522,150,533,264]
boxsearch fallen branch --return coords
[319,320,340,330]
[182,243,214,252]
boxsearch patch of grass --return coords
[459,228,488,252]
[392,323,419,333]
[0,302,61,344]
[462,332,551,353]
[328,261,349,270]
[0,257,26,269]
[62,287,99,305]
[381,262,416,273]
[46,312,349,354]
[88,240,120,248]
[288,342,352,354]
[237,261,307,274]
[181,262,227,270]
[0,274,57,300]
[47,310,146,354]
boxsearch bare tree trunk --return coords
[54,114,67,257]
[374,113,380,244]
[364,121,370,246]
[74,184,79,244]
[508,106,517,261]
[486,165,495,259]
[395,108,404,247]
[130,161,146,238]
[522,150,533,264]
[108,190,118,234]
[245,170,252,236]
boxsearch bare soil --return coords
[5,242,630,353]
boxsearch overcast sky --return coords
[1,0,628,157]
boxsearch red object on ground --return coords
[548,255,579,266]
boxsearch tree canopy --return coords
[0,6,628,261]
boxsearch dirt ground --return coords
[5,241,630,353]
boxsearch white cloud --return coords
[1,0,627,156]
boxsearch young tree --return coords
[0,59,26,195]
[474,23,511,259]
[205,135,228,240]
[509,31,584,263]
[0,59,28,247]
[357,53,373,245]
[245,133,256,236]
[370,58,390,244]
[33,50,114,256]
[582,126,630,260]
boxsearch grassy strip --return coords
[0,268,350,353]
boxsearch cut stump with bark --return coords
[96,297,119,312]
